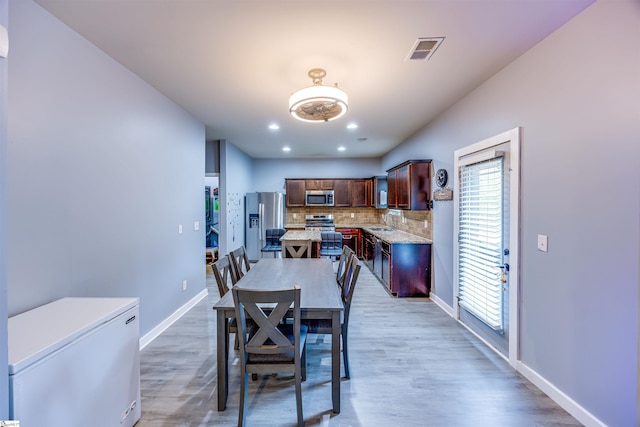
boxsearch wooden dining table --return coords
[212,257,344,413]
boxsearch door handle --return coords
[259,203,264,241]
[499,263,509,284]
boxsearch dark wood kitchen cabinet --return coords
[386,160,432,210]
[386,242,431,297]
[285,179,306,207]
[362,229,431,297]
[337,228,360,258]
[351,179,371,208]
[333,179,351,207]
[361,230,374,269]
[305,179,333,190]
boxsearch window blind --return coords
[458,156,504,330]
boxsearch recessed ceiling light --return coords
[337,146,346,152]
[347,123,358,130]
[282,146,291,152]
[269,123,280,130]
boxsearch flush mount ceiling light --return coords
[289,68,348,123]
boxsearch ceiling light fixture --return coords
[289,68,348,123]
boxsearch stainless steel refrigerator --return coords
[245,192,286,261]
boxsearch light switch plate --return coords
[194,221,199,231]
[0,25,8,58]
[537,234,548,252]
[178,224,183,234]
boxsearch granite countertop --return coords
[359,226,432,244]
[280,229,322,242]
[282,223,432,244]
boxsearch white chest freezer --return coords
[8,297,141,427]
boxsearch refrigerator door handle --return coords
[259,203,264,243]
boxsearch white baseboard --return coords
[139,289,209,350]
[431,292,454,317]
[516,361,605,427]
[431,291,605,427]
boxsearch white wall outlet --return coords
[182,280,187,291]
[350,212,355,218]
[293,213,297,218]
[537,234,548,252]
[402,216,406,224]
[178,224,183,234]
[424,220,429,228]
[194,221,200,231]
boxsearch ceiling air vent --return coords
[406,37,445,61]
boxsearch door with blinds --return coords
[453,128,520,362]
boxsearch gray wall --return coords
[252,158,385,193]
[0,0,7,418]
[218,140,254,257]
[7,0,206,337]
[382,1,638,425]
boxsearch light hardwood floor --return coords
[136,263,582,426]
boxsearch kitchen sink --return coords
[368,227,390,231]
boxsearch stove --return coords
[305,214,336,231]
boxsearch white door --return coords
[453,128,520,364]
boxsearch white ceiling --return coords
[34,0,594,159]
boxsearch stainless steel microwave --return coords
[305,190,335,206]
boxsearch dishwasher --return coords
[381,241,391,287]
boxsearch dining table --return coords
[212,257,344,413]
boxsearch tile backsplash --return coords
[286,207,432,240]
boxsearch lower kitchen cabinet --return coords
[337,228,360,258]
[386,242,431,297]
[362,232,431,297]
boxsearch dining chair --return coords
[283,239,311,258]
[260,228,286,258]
[336,245,355,290]
[229,245,251,281]
[305,253,360,379]
[211,255,241,351]
[319,231,343,261]
[232,285,308,427]
[211,255,236,298]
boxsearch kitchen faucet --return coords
[385,211,399,230]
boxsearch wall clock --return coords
[436,168,448,189]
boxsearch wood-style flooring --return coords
[135,262,582,426]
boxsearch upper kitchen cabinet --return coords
[386,160,432,210]
[285,179,306,207]
[333,179,351,207]
[372,176,388,208]
[351,179,371,208]
[305,179,333,190]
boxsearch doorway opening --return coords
[205,176,219,264]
